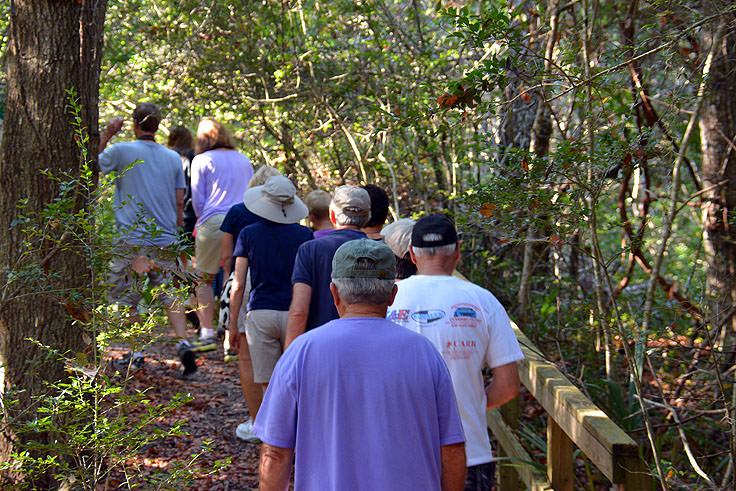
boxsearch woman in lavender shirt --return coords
[190,118,254,349]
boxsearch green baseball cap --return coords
[331,239,396,280]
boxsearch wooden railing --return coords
[488,324,653,490]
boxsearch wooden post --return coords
[620,454,653,491]
[498,396,522,490]
[547,415,574,491]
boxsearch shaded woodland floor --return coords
[106,326,261,490]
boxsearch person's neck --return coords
[416,260,454,276]
[335,224,361,231]
[340,304,388,318]
[314,219,333,231]
[135,130,156,141]
[361,226,383,239]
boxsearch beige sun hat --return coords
[381,218,416,258]
[243,175,309,224]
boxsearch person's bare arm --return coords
[440,442,466,491]
[485,361,520,410]
[175,188,185,228]
[228,256,249,353]
[221,232,235,277]
[284,283,311,349]
[98,117,124,154]
[259,443,294,491]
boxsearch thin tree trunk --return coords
[699,18,736,488]
[518,0,559,322]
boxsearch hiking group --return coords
[99,102,524,491]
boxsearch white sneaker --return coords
[236,419,261,443]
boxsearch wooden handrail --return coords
[488,323,652,490]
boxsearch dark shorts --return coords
[464,461,495,491]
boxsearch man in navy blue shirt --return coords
[284,185,371,348]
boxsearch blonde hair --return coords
[304,190,331,220]
[196,118,236,153]
[248,166,282,188]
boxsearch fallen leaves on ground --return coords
[106,327,260,490]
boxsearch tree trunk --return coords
[517,0,559,322]
[0,0,107,484]
[700,21,736,342]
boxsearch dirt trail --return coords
[107,328,260,490]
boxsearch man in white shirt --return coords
[387,213,524,490]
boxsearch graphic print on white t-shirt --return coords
[442,338,479,360]
[387,274,524,466]
[449,303,481,328]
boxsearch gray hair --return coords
[332,277,395,305]
[330,203,370,228]
[412,243,457,258]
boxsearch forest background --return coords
[1,0,736,489]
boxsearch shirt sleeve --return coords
[174,158,186,189]
[252,347,299,448]
[98,145,119,175]
[483,294,524,369]
[233,227,249,258]
[190,154,206,218]
[291,242,314,286]
[220,207,237,234]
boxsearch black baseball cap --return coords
[411,214,458,247]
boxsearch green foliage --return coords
[0,93,218,488]
[96,0,736,488]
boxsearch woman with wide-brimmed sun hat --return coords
[228,175,313,441]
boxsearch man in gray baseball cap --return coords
[255,239,467,490]
[285,185,372,347]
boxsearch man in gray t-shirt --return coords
[98,102,196,378]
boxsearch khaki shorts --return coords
[246,309,289,383]
[108,243,179,307]
[195,214,225,275]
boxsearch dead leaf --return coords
[549,236,564,247]
[63,301,91,324]
[480,203,496,217]
[521,156,529,172]
[131,255,153,274]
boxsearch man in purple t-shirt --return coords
[255,239,466,491]
[284,185,371,347]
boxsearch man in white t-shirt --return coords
[387,213,523,491]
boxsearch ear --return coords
[387,283,399,307]
[453,241,461,261]
[330,282,342,311]
[329,208,337,226]
[409,246,418,265]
